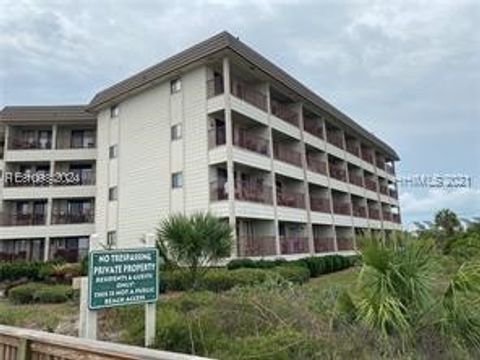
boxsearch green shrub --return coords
[8,283,42,304]
[8,283,73,304]
[226,258,287,270]
[272,265,310,284]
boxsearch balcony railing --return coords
[361,150,374,164]
[368,208,381,220]
[346,142,360,157]
[208,126,226,148]
[365,178,378,192]
[326,132,344,149]
[0,213,46,226]
[379,185,389,195]
[51,212,94,225]
[329,165,347,182]
[313,237,335,253]
[310,196,330,213]
[271,99,299,127]
[306,155,327,175]
[337,237,354,251]
[303,117,323,139]
[382,211,392,222]
[348,173,364,187]
[9,138,52,150]
[235,180,273,204]
[277,191,305,209]
[210,180,273,205]
[231,79,267,111]
[273,144,302,167]
[333,201,351,216]
[376,158,385,170]
[392,213,401,223]
[280,236,309,255]
[238,236,277,257]
[352,204,367,218]
[233,127,269,156]
[389,188,398,199]
[386,163,395,175]
[207,77,224,98]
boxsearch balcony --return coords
[207,77,224,98]
[56,130,96,150]
[233,127,269,156]
[238,236,276,257]
[314,237,335,253]
[0,213,46,226]
[310,196,330,213]
[306,155,327,175]
[352,204,367,218]
[333,201,351,216]
[329,165,347,182]
[361,149,374,164]
[210,180,273,205]
[273,144,302,167]
[346,142,360,157]
[392,213,401,223]
[349,173,364,187]
[235,180,273,204]
[280,236,309,255]
[368,208,381,220]
[379,185,389,195]
[326,132,344,149]
[271,99,299,127]
[389,188,398,199]
[365,178,378,192]
[383,211,392,222]
[0,239,44,261]
[337,237,354,251]
[51,211,94,225]
[303,117,323,139]
[9,137,52,150]
[277,191,305,209]
[376,158,385,171]
[231,78,267,111]
[386,163,395,175]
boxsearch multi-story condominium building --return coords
[0,32,401,262]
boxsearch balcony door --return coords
[38,130,51,149]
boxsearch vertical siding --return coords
[183,67,209,214]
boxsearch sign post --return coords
[79,233,159,347]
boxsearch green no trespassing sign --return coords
[88,248,159,310]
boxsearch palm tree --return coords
[157,212,233,289]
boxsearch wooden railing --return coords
[0,324,211,360]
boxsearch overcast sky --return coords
[1,0,479,225]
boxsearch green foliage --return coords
[0,261,63,282]
[434,208,461,237]
[226,258,287,270]
[271,266,310,284]
[8,283,73,304]
[157,212,233,289]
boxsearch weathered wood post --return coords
[144,232,157,347]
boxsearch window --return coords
[170,78,181,94]
[110,105,119,118]
[171,124,182,140]
[109,145,118,159]
[107,231,117,247]
[109,186,118,201]
[171,172,183,188]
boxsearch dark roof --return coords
[89,31,398,160]
[0,105,95,123]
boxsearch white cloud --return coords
[400,188,480,221]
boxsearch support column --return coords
[265,83,281,255]
[222,57,237,257]
[43,237,50,261]
[297,103,314,255]
[323,119,338,252]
